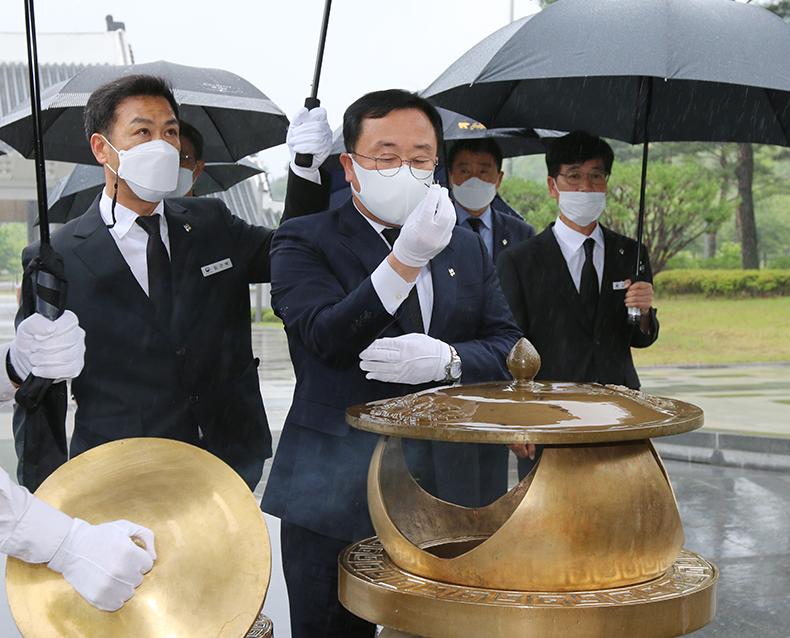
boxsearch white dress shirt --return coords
[357,206,435,331]
[99,192,170,296]
[552,216,605,293]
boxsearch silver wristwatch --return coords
[444,345,462,383]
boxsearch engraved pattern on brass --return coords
[6,438,271,638]
[245,613,274,638]
[339,539,718,638]
[347,382,704,444]
[369,437,684,591]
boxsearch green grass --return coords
[251,308,283,325]
[633,296,790,366]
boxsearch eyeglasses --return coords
[351,152,436,179]
[557,171,610,186]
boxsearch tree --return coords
[0,222,27,284]
[499,176,556,233]
[601,162,735,274]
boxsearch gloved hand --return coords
[48,518,157,612]
[360,334,451,384]
[9,310,85,383]
[287,106,333,174]
[392,184,455,268]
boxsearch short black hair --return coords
[83,74,179,142]
[179,120,204,161]
[447,138,504,172]
[545,131,614,178]
[343,89,443,156]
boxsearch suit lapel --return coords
[426,244,458,338]
[71,201,160,327]
[336,201,392,276]
[165,200,202,334]
[596,226,627,330]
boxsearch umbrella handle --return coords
[33,269,63,321]
[294,97,322,168]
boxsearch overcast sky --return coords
[4,0,544,177]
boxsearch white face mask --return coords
[103,137,180,203]
[451,176,497,212]
[557,190,607,227]
[350,157,433,226]
[170,166,198,198]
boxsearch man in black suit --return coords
[448,138,535,261]
[262,89,521,638]
[15,74,328,491]
[496,131,658,474]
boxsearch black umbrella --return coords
[43,160,265,224]
[0,60,289,165]
[15,0,69,492]
[321,107,554,171]
[423,0,790,320]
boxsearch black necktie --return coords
[381,227,425,333]
[467,217,483,234]
[136,214,172,321]
[579,237,599,320]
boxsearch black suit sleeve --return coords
[281,168,332,223]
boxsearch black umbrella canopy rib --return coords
[0,60,289,164]
[423,0,790,146]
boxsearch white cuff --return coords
[0,343,16,406]
[289,163,322,185]
[371,259,416,315]
[0,473,73,564]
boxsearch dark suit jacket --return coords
[20,197,274,489]
[496,223,658,390]
[261,200,521,541]
[478,197,537,262]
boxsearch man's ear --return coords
[339,153,359,191]
[91,133,111,166]
[547,175,560,203]
[194,160,205,179]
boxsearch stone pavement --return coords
[0,325,787,637]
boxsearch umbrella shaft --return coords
[24,0,50,244]
[309,0,333,99]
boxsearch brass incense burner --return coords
[340,339,718,637]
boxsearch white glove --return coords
[48,518,156,612]
[392,184,455,268]
[9,310,85,383]
[287,106,333,174]
[360,334,451,385]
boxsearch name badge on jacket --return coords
[201,258,233,277]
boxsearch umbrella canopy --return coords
[0,60,288,165]
[423,0,790,146]
[322,106,553,171]
[43,160,265,224]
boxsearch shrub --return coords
[655,269,790,297]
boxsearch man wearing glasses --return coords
[262,89,520,638]
[496,130,659,477]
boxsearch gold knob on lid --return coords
[507,337,541,383]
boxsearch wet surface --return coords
[0,325,787,636]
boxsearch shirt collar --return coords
[554,215,604,252]
[353,200,393,237]
[100,191,165,238]
[454,200,492,230]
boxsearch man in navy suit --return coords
[262,89,521,638]
[496,131,659,476]
[448,138,535,261]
